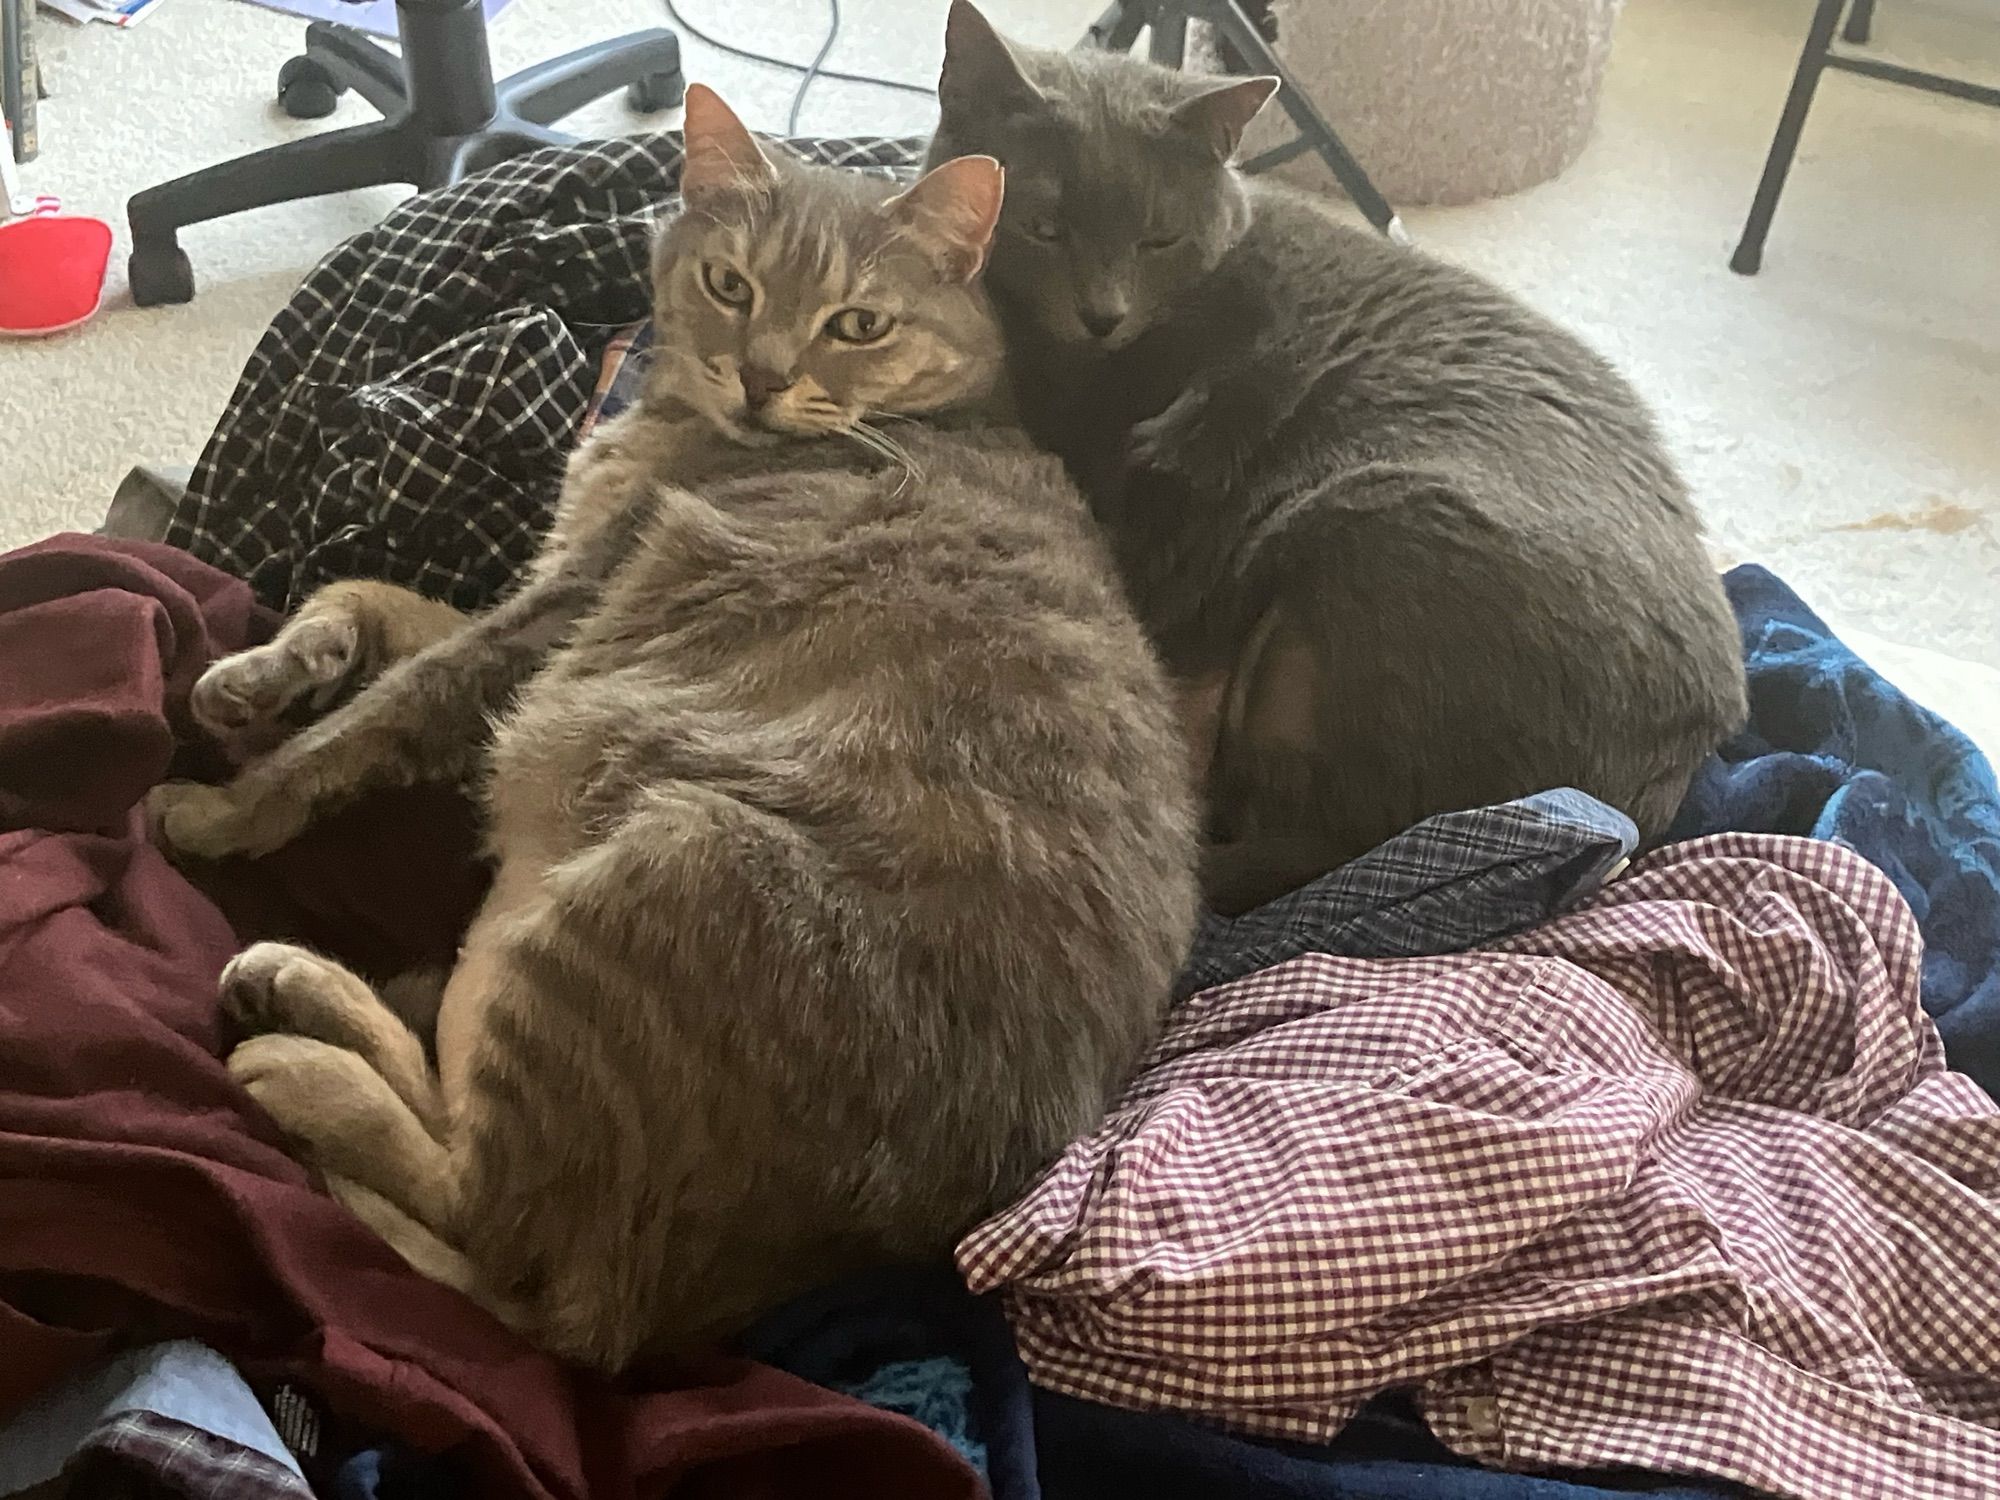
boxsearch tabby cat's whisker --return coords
[846,420,924,497]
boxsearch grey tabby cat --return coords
[149,85,1198,1370]
[930,2,1749,913]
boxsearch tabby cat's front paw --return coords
[146,780,300,862]
[191,613,361,749]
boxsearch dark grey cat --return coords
[929,2,1748,914]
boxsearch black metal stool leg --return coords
[1842,0,1876,46]
[1082,0,1149,53]
[1199,0,1404,242]
[1731,0,1846,275]
[1076,0,1403,244]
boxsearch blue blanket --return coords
[746,565,2000,1500]
[1674,566,2000,1096]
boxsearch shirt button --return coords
[1465,1395,1502,1441]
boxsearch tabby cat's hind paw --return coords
[227,1031,373,1129]
[146,780,247,862]
[191,612,361,749]
[219,941,328,1035]
[146,778,301,862]
[226,1033,420,1186]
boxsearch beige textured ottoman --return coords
[1197,0,1625,206]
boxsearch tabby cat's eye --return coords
[702,261,754,309]
[825,307,894,345]
[1140,234,1184,252]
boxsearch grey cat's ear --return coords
[939,0,1045,119]
[680,83,778,208]
[1170,76,1280,161]
[885,154,1006,282]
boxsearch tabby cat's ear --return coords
[885,155,1006,283]
[1170,76,1280,161]
[680,83,777,208]
[940,0,1045,119]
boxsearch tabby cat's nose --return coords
[741,365,791,409]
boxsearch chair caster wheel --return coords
[129,242,195,307]
[626,71,685,114]
[278,56,346,120]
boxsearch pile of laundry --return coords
[1,534,1995,1500]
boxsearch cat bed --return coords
[1196,0,1626,206]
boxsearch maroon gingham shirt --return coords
[958,834,2000,1498]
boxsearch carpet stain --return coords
[1832,498,1985,536]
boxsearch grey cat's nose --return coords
[740,365,791,409]
[1080,307,1125,340]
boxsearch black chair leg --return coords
[1148,7,1189,66]
[1842,0,1876,45]
[451,122,569,179]
[1731,0,1846,275]
[300,22,410,117]
[498,29,684,126]
[129,119,412,305]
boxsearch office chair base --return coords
[128,15,683,306]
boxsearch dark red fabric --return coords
[0,534,984,1500]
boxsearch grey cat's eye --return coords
[825,307,894,344]
[1140,235,1184,252]
[1026,218,1062,243]
[702,261,754,310]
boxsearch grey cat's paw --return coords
[1127,383,1260,490]
[191,613,360,746]
[1126,387,1212,481]
[146,779,302,862]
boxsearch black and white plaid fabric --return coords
[166,134,929,614]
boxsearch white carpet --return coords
[1,0,1996,688]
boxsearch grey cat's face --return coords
[928,2,1275,351]
[651,89,1008,445]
